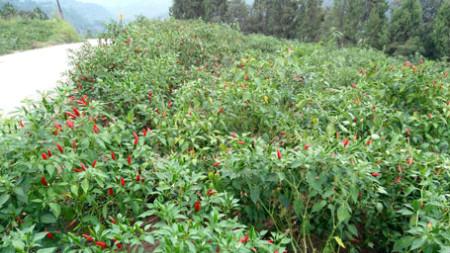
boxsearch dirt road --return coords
[0,40,96,115]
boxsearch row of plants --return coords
[0,19,449,252]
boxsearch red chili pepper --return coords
[56,144,64,154]
[239,235,249,244]
[142,128,148,137]
[342,138,350,148]
[55,122,63,131]
[194,200,201,212]
[93,124,100,134]
[133,131,139,145]
[96,241,107,249]
[303,144,310,151]
[111,151,116,161]
[120,177,125,187]
[212,161,221,167]
[41,153,48,160]
[366,139,373,146]
[238,140,245,145]
[406,158,414,166]
[80,163,87,171]
[371,172,380,177]
[116,243,123,249]
[92,160,97,168]
[82,233,94,242]
[66,120,74,129]
[73,108,81,117]
[127,155,132,165]
[47,149,52,158]
[207,189,216,196]
[277,149,282,160]
[107,188,114,196]
[267,239,273,244]
[41,176,48,186]
[136,174,141,182]
[168,100,173,109]
[46,232,54,239]
[73,168,84,173]
[66,112,77,119]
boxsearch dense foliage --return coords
[171,0,450,60]
[0,3,80,55]
[1,20,449,253]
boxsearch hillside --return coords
[0,0,113,34]
[0,17,80,55]
[0,20,449,252]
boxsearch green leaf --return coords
[0,194,10,208]
[37,248,57,253]
[311,200,327,213]
[33,232,48,242]
[81,178,89,194]
[337,204,351,224]
[71,185,79,197]
[334,236,346,249]
[293,199,304,217]
[49,203,61,218]
[40,213,57,224]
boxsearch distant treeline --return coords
[171,0,450,60]
[0,3,48,20]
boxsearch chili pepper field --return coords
[0,19,449,253]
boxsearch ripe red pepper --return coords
[127,155,132,165]
[366,139,373,146]
[342,138,350,148]
[133,131,139,145]
[80,163,87,171]
[66,112,77,119]
[142,128,148,137]
[73,108,81,117]
[93,124,100,134]
[41,153,48,160]
[120,177,125,187]
[96,241,107,249]
[41,176,48,186]
[47,149,52,158]
[168,100,173,109]
[136,174,141,182]
[107,188,114,196]
[92,160,97,168]
[371,172,380,177]
[239,235,249,244]
[82,234,94,242]
[66,120,74,129]
[212,161,221,167]
[194,200,201,212]
[46,232,54,239]
[303,144,310,151]
[56,144,64,154]
[277,149,282,160]
[111,151,116,161]
[207,189,216,196]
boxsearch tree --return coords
[56,0,64,19]
[330,0,366,45]
[297,0,324,42]
[432,0,450,58]
[170,0,206,20]
[204,0,228,22]
[225,0,249,30]
[388,0,424,55]
[0,3,17,19]
[363,0,389,49]
[420,0,443,58]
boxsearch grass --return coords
[0,17,80,55]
